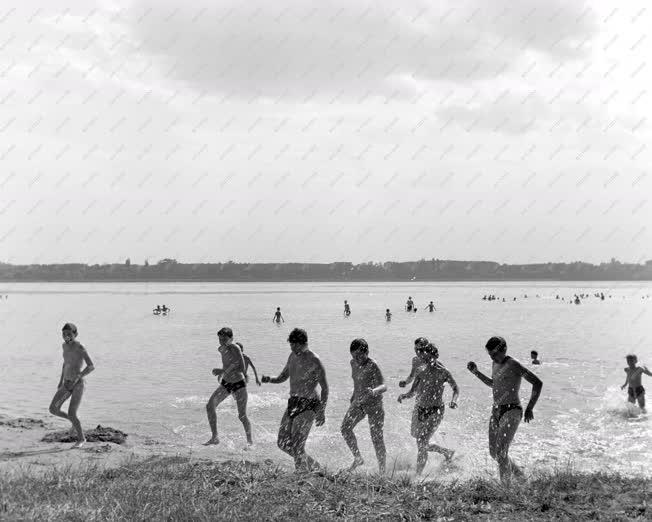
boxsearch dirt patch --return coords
[0,418,47,430]
[41,425,128,445]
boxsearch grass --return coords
[0,456,648,521]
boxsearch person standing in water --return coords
[398,342,458,474]
[341,338,387,473]
[385,309,392,321]
[406,297,414,312]
[622,354,650,412]
[273,307,285,324]
[49,323,95,448]
[262,328,329,472]
[344,300,351,317]
[426,301,436,312]
[467,336,542,485]
[204,327,252,446]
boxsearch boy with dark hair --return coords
[530,350,541,365]
[622,354,650,411]
[341,338,387,473]
[262,328,329,471]
[49,323,95,448]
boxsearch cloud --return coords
[121,0,598,99]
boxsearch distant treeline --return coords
[1,258,651,282]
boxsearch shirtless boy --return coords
[48,323,95,448]
[204,327,252,446]
[399,337,429,388]
[273,307,285,324]
[385,309,392,321]
[427,301,436,312]
[398,342,458,474]
[621,354,650,411]
[262,328,329,471]
[467,336,543,485]
[344,300,351,317]
[341,338,387,473]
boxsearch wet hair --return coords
[418,342,438,358]
[531,350,538,357]
[386,309,390,312]
[350,338,369,353]
[217,327,233,338]
[414,337,429,347]
[288,328,308,345]
[62,323,78,335]
[626,354,638,363]
[276,307,280,311]
[485,336,507,352]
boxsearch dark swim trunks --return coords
[221,379,246,394]
[628,386,645,401]
[491,403,523,425]
[287,397,321,419]
[417,404,444,422]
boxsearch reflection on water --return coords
[0,281,650,478]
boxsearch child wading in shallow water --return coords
[340,338,387,473]
[622,354,650,412]
[467,336,542,485]
[398,342,458,474]
[48,323,95,448]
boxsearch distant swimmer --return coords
[385,309,392,322]
[344,300,351,317]
[398,342,458,474]
[153,305,162,315]
[467,336,542,485]
[406,297,414,312]
[341,338,387,473]
[236,342,262,387]
[622,354,650,412]
[482,295,487,300]
[49,323,95,449]
[530,350,541,365]
[399,337,429,388]
[273,307,285,324]
[574,296,581,305]
[427,301,436,312]
[204,327,252,446]
[262,328,328,472]
[162,304,169,313]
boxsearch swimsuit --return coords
[628,386,645,401]
[221,379,246,394]
[287,396,321,419]
[417,404,444,422]
[491,403,523,425]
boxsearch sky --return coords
[1,0,651,265]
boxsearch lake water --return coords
[1,281,651,479]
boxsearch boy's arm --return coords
[58,365,64,388]
[78,348,95,379]
[371,364,387,396]
[621,368,630,389]
[315,359,329,425]
[642,366,652,377]
[247,357,261,384]
[518,362,543,421]
[400,375,420,401]
[467,362,493,387]
[263,358,290,384]
[446,371,460,406]
[399,359,418,387]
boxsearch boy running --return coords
[48,323,95,448]
[262,328,328,472]
[398,342,458,474]
[622,354,650,411]
[204,327,252,446]
[467,336,543,485]
[341,338,387,473]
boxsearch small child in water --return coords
[530,350,541,365]
[622,354,650,412]
[385,309,392,321]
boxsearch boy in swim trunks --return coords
[621,354,650,412]
[467,336,543,485]
[236,342,262,386]
[273,307,285,323]
[204,327,252,446]
[399,337,429,388]
[385,309,392,321]
[262,328,329,472]
[398,342,458,474]
[48,323,95,448]
[427,301,436,312]
[341,338,387,473]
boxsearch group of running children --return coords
[50,322,649,484]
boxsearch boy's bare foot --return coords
[203,437,220,445]
[348,456,364,471]
[71,440,86,449]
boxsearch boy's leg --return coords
[67,381,85,447]
[367,404,386,473]
[637,390,646,411]
[415,414,437,475]
[341,404,366,469]
[204,386,229,445]
[49,387,72,420]
[233,387,252,445]
[494,409,522,485]
[277,409,294,456]
[290,411,318,471]
[426,409,454,460]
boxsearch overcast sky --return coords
[1,0,650,264]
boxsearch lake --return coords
[1,281,650,479]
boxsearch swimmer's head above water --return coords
[485,336,507,363]
[217,327,233,344]
[350,338,369,363]
[288,328,308,354]
[62,322,78,341]
[416,342,438,362]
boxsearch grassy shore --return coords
[0,456,648,521]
